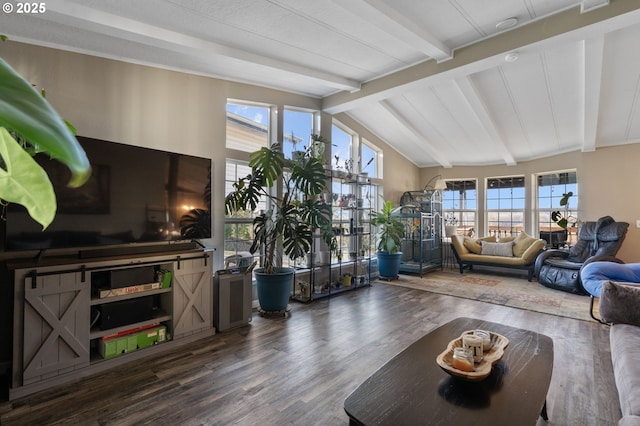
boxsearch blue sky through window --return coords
[283,109,313,159]
[226,103,268,125]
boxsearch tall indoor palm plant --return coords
[225,142,334,311]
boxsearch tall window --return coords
[442,180,477,236]
[226,102,269,152]
[332,124,352,173]
[283,109,314,159]
[224,159,267,261]
[361,140,380,178]
[486,176,525,238]
[225,101,271,261]
[537,170,578,244]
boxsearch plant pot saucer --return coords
[258,304,292,318]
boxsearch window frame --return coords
[441,179,478,237]
[360,139,381,179]
[535,169,578,245]
[485,175,526,238]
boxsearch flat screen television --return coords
[3,136,211,254]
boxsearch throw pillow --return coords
[480,241,514,257]
[512,231,538,258]
[461,236,496,254]
[478,236,497,243]
[463,237,483,254]
[599,281,640,326]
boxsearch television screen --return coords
[3,136,211,252]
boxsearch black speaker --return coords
[93,266,156,290]
[97,296,155,329]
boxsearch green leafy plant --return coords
[309,133,327,160]
[225,142,334,274]
[371,200,405,253]
[551,191,578,229]
[0,56,91,228]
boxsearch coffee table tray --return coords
[436,330,510,381]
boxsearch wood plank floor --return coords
[0,281,619,425]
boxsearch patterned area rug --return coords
[377,269,597,322]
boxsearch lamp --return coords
[424,175,447,192]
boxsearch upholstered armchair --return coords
[534,216,629,294]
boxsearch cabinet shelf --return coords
[90,311,171,340]
[90,287,171,305]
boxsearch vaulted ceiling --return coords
[2,0,640,167]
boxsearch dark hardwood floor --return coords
[0,281,618,425]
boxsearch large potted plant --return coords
[371,200,405,279]
[225,142,334,312]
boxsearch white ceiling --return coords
[2,0,640,167]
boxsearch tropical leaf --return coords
[299,200,332,228]
[0,128,56,228]
[291,156,326,195]
[0,58,91,188]
[249,143,284,187]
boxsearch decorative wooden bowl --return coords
[436,330,509,381]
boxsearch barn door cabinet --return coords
[9,249,213,400]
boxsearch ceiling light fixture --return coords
[505,52,519,63]
[496,17,518,31]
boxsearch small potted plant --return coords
[371,200,405,279]
[344,159,354,179]
[333,154,345,178]
[309,133,328,161]
[444,212,459,237]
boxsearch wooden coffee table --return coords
[344,317,553,425]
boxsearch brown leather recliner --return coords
[534,216,629,294]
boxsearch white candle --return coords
[462,334,483,362]
[474,330,491,351]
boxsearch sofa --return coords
[598,281,640,425]
[450,232,546,281]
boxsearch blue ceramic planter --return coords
[255,267,293,311]
[377,252,402,279]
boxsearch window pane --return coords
[361,141,378,178]
[224,159,267,260]
[332,125,352,172]
[442,179,477,237]
[536,171,578,244]
[486,176,525,237]
[283,109,313,160]
[226,102,269,152]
